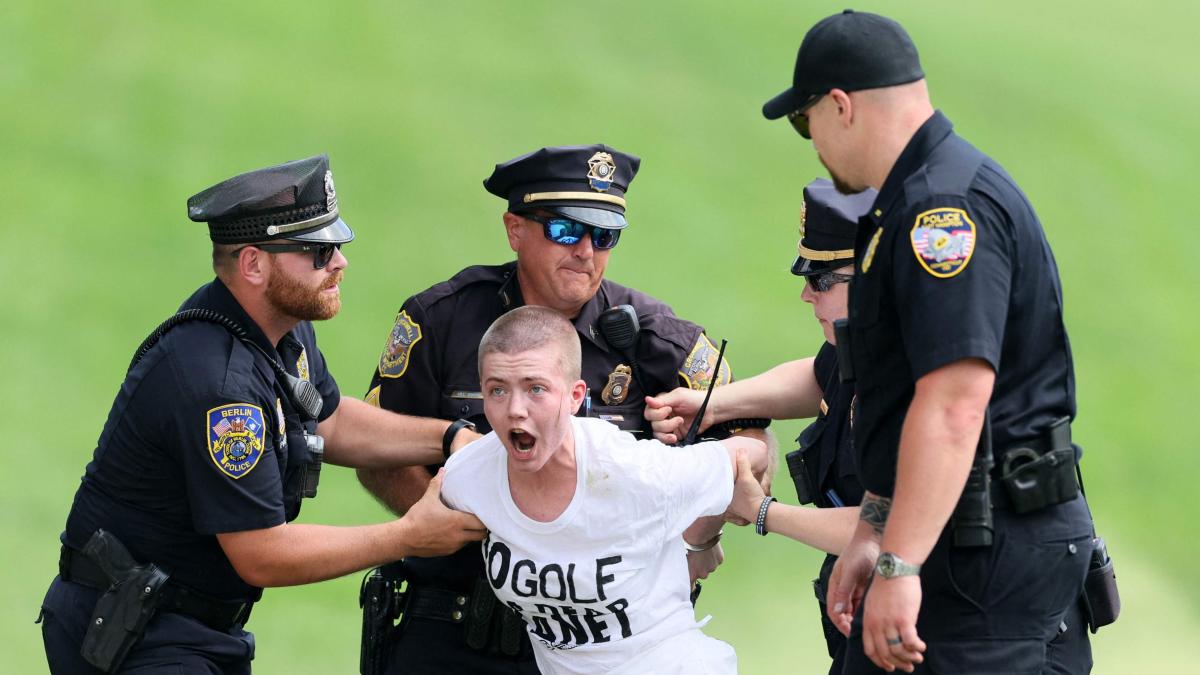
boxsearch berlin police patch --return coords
[379,310,422,379]
[910,208,976,278]
[208,403,266,479]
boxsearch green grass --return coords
[4,0,1198,672]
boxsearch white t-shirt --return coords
[442,417,737,675]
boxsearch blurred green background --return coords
[4,0,1197,672]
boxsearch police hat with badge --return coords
[188,154,355,248]
[484,144,639,250]
[792,178,875,283]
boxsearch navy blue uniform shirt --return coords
[848,111,1076,496]
[365,261,730,590]
[797,342,864,510]
[61,278,340,602]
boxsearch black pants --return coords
[841,496,1093,674]
[40,576,254,675]
[382,614,539,675]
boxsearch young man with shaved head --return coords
[441,306,768,675]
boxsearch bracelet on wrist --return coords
[755,496,777,536]
[684,530,723,553]
[442,419,476,460]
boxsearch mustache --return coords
[321,270,344,289]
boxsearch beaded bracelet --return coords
[755,496,777,536]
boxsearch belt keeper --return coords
[684,530,723,553]
[756,496,777,536]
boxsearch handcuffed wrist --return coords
[684,530,723,552]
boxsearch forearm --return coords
[683,515,725,546]
[218,520,415,588]
[881,362,992,564]
[357,464,434,515]
[319,397,447,468]
[763,504,859,554]
[711,358,821,422]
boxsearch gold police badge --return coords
[861,227,883,273]
[602,365,633,405]
[587,152,617,192]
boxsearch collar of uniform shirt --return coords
[872,110,956,225]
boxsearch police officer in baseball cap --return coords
[40,155,483,674]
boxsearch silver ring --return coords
[886,637,903,646]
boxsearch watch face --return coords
[877,554,896,577]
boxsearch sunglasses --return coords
[524,213,621,250]
[805,271,853,293]
[232,242,342,269]
[786,93,826,140]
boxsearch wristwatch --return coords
[874,552,921,579]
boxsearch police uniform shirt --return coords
[365,261,730,589]
[848,111,1076,496]
[62,278,340,602]
[797,342,864,510]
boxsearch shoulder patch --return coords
[208,403,266,480]
[379,310,423,379]
[679,333,732,391]
[910,207,976,278]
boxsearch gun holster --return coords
[359,566,403,675]
[1081,537,1121,632]
[785,448,816,505]
[77,530,170,673]
[997,418,1079,514]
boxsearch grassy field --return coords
[3,0,1198,672]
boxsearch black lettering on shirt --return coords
[595,555,621,601]
[512,559,537,598]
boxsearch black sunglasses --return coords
[805,271,853,293]
[786,93,826,140]
[524,213,621,250]
[232,242,342,269]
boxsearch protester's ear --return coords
[569,379,587,414]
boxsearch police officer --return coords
[647,179,870,674]
[357,144,763,674]
[762,10,1095,673]
[39,155,485,674]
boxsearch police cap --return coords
[187,154,355,245]
[792,178,876,276]
[763,9,924,120]
[483,144,639,230]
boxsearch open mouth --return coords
[510,428,536,455]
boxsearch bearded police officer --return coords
[357,144,764,674]
[762,10,1100,673]
[39,156,485,674]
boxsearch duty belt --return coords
[403,585,469,624]
[59,545,252,632]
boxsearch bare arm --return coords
[681,436,768,547]
[218,470,485,587]
[726,451,857,554]
[356,426,484,515]
[317,397,450,468]
[645,358,822,444]
[881,358,994,564]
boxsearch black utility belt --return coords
[990,423,1079,514]
[60,545,252,632]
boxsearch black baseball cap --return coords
[791,178,876,276]
[763,9,924,120]
[483,144,639,230]
[188,155,354,245]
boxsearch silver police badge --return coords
[324,170,338,214]
[587,152,617,192]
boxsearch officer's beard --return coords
[265,259,343,322]
[819,154,869,196]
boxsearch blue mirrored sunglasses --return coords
[524,214,620,250]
